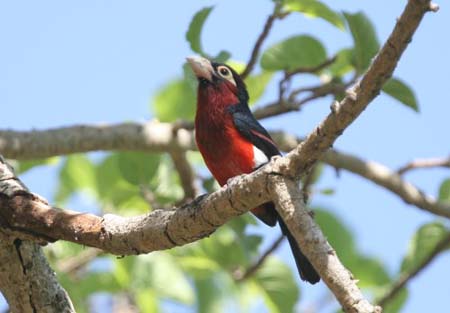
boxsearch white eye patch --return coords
[216,65,236,86]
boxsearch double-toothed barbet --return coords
[186,55,320,284]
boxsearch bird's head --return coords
[186,56,249,109]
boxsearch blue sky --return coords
[1,1,449,312]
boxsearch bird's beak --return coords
[186,55,213,82]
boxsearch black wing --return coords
[228,104,281,160]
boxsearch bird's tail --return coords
[278,218,320,284]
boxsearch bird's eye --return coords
[217,66,231,78]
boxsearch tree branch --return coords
[234,234,285,282]
[169,149,199,200]
[240,2,281,79]
[271,131,450,219]
[270,175,381,313]
[322,149,450,218]
[0,157,74,313]
[376,232,450,307]
[397,156,450,175]
[0,121,195,160]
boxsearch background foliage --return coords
[1,0,449,312]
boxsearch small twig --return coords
[376,232,450,307]
[240,3,281,79]
[253,81,349,120]
[285,55,338,79]
[397,157,450,175]
[234,234,285,281]
[169,149,199,200]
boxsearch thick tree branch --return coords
[0,121,195,160]
[376,232,450,307]
[270,176,381,313]
[0,157,74,313]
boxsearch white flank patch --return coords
[253,145,269,169]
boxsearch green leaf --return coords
[382,78,419,112]
[401,222,449,273]
[327,48,355,77]
[382,288,408,313]
[438,178,450,202]
[254,257,299,313]
[214,50,231,63]
[261,35,327,71]
[152,78,196,122]
[245,71,273,105]
[136,289,159,313]
[198,226,249,269]
[151,156,184,203]
[186,6,214,54]
[226,60,273,104]
[343,12,379,73]
[348,255,390,288]
[55,154,97,203]
[319,188,335,195]
[140,253,195,304]
[314,208,356,264]
[117,151,161,185]
[17,157,59,174]
[96,154,136,204]
[282,0,345,30]
[195,277,223,313]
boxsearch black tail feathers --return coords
[278,218,320,284]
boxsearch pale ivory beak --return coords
[186,55,214,82]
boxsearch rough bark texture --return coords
[270,176,381,313]
[0,157,75,313]
[271,132,450,219]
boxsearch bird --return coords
[186,55,320,284]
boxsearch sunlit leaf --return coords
[186,6,214,54]
[95,154,137,206]
[348,255,390,288]
[261,35,327,71]
[374,286,409,313]
[438,178,450,202]
[198,226,249,269]
[55,154,97,203]
[314,208,356,264]
[254,257,299,313]
[143,253,195,304]
[151,156,184,203]
[214,50,231,63]
[195,277,223,313]
[178,255,221,279]
[117,151,161,185]
[152,78,196,122]
[327,48,355,77]
[17,157,59,174]
[401,222,449,273]
[246,71,273,105]
[343,12,379,73]
[382,77,419,112]
[136,289,158,313]
[283,0,345,30]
